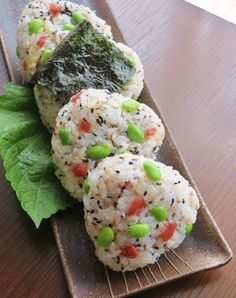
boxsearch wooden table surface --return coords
[1,0,235,297]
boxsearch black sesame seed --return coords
[115,170,120,174]
[152,146,158,152]
[171,198,175,206]
[144,191,147,196]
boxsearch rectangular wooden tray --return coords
[0,1,232,297]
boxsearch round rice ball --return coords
[52,89,165,202]
[34,42,144,130]
[17,0,112,82]
[83,154,200,271]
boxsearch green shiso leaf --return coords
[0,83,36,111]
[32,20,135,103]
[0,83,73,228]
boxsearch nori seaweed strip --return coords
[32,20,135,103]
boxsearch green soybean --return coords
[16,47,20,58]
[72,11,85,24]
[28,18,44,34]
[150,206,168,221]
[128,56,136,66]
[128,223,150,238]
[185,223,193,234]
[63,24,75,31]
[87,143,110,160]
[122,100,140,112]
[127,123,144,143]
[83,179,90,194]
[39,49,53,65]
[143,161,161,181]
[97,227,114,246]
[59,127,71,145]
[117,148,130,154]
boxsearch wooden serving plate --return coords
[0,1,232,297]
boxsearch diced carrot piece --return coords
[159,222,176,242]
[37,36,47,47]
[128,196,146,216]
[120,245,139,258]
[50,3,62,15]
[72,163,88,177]
[144,127,157,139]
[70,92,81,104]
[78,119,91,133]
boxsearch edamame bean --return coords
[122,100,140,112]
[16,47,20,58]
[185,223,193,234]
[128,56,136,66]
[117,148,130,154]
[128,223,150,238]
[143,161,161,181]
[63,24,75,31]
[39,49,53,64]
[150,206,168,221]
[127,123,144,143]
[72,11,85,24]
[87,143,110,160]
[28,18,44,34]
[83,179,90,194]
[97,227,114,246]
[59,127,71,145]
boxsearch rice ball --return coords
[17,0,112,82]
[34,42,143,130]
[83,154,200,271]
[52,89,165,201]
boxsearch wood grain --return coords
[0,0,235,297]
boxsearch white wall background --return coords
[185,0,236,24]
